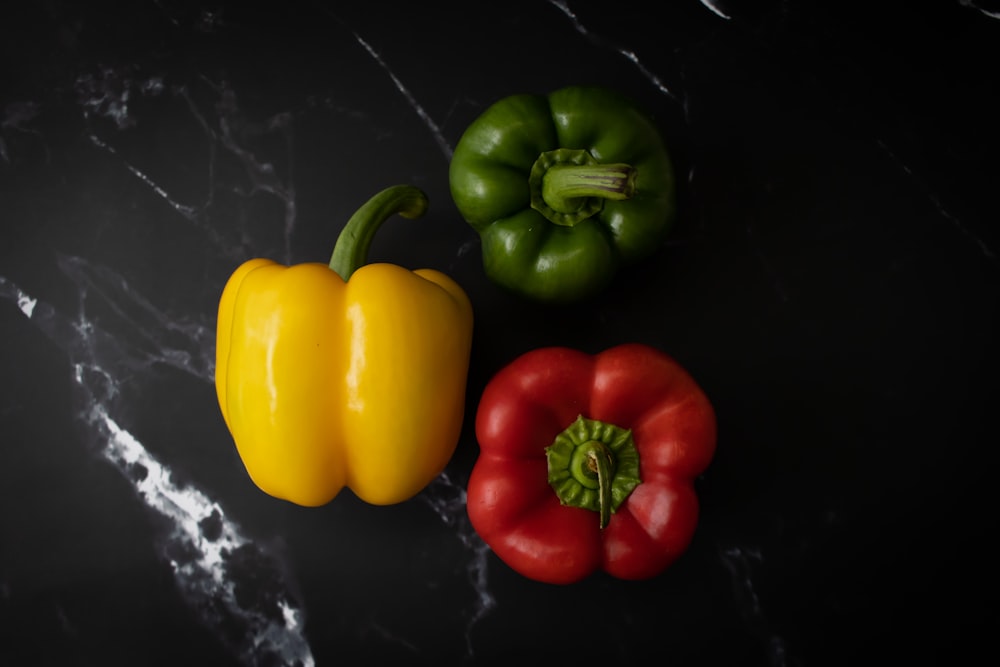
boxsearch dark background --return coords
[2,1,998,665]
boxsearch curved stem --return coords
[328,185,429,280]
[544,415,642,530]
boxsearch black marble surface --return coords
[2,1,998,665]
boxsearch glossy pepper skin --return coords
[449,85,676,303]
[467,343,715,585]
[215,185,474,507]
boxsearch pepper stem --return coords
[545,415,642,530]
[529,148,637,227]
[328,185,429,280]
[586,443,615,529]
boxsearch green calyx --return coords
[545,415,642,529]
[328,185,429,280]
[528,148,637,227]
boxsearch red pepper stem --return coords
[328,185,429,280]
[545,415,642,530]
[585,443,615,530]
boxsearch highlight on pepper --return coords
[215,185,474,508]
[466,343,716,585]
[448,85,677,303]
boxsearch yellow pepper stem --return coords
[329,185,430,280]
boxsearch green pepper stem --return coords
[541,163,636,214]
[328,185,429,280]
[529,148,637,227]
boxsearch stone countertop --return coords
[2,1,998,665]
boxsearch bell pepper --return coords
[467,343,715,584]
[215,185,474,507]
[448,85,677,303]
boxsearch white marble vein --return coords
[547,0,677,99]
[959,0,1000,19]
[0,273,315,666]
[351,32,454,162]
[720,546,792,667]
[86,397,315,667]
[76,68,299,264]
[420,472,496,656]
[88,132,200,222]
[699,0,733,20]
[1,100,43,164]
[876,139,996,260]
[56,255,216,382]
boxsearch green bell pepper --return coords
[449,85,677,303]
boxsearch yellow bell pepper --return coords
[215,185,474,507]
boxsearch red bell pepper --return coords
[467,343,716,585]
